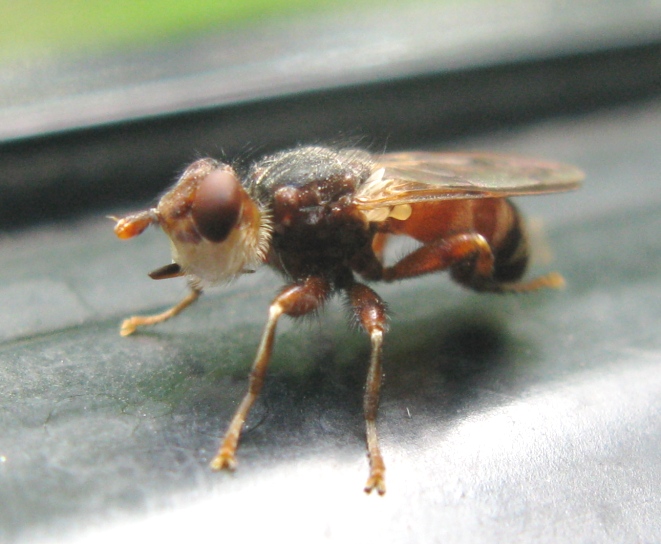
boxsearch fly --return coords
[113,145,583,495]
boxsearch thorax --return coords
[247,146,375,280]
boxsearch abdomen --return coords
[380,198,529,283]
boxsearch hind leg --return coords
[381,232,563,292]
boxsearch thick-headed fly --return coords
[113,145,583,495]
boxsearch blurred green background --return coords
[0,0,393,60]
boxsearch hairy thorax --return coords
[247,146,375,281]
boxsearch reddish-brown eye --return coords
[192,168,242,243]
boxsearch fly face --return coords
[114,158,271,286]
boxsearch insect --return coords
[113,145,582,495]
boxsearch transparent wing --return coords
[353,152,583,209]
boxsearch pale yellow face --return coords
[165,214,270,286]
[140,158,273,288]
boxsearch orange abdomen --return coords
[382,198,528,283]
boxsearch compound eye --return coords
[192,167,242,243]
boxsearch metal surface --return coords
[1,99,660,543]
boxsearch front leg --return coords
[210,276,331,471]
[120,284,201,336]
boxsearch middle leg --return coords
[347,282,389,495]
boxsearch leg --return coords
[347,282,389,495]
[210,276,331,471]
[382,232,493,283]
[382,232,563,292]
[120,286,201,336]
[371,232,389,263]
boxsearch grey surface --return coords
[1,99,660,543]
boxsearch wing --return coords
[353,152,583,210]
